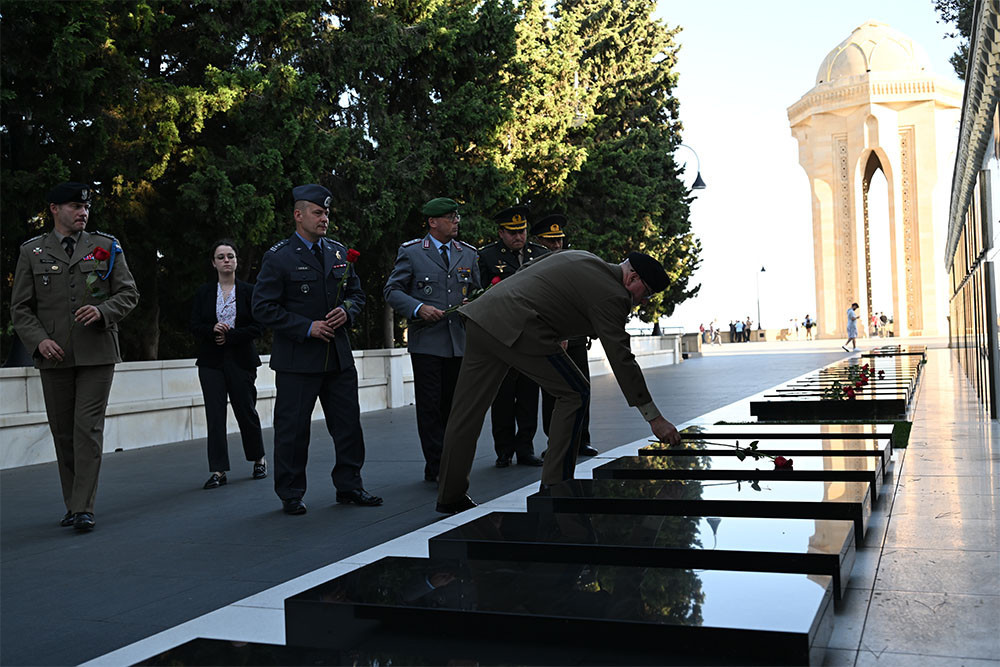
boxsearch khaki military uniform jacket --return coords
[460,250,659,419]
[11,230,140,368]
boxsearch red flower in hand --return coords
[490,276,502,286]
[773,456,794,470]
[346,248,360,263]
[93,246,111,261]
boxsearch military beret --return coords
[627,252,669,293]
[493,205,529,231]
[47,182,93,205]
[292,184,332,208]
[532,214,566,238]
[422,197,459,217]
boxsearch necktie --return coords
[312,242,324,272]
[440,244,449,267]
[62,237,75,258]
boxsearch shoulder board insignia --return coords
[91,230,119,243]
[457,240,477,250]
[21,234,44,246]
[402,238,421,247]
[479,241,498,252]
[269,239,290,252]
[326,238,346,251]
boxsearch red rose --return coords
[346,248,360,263]
[846,387,856,399]
[773,456,794,470]
[93,247,111,261]
[490,276,502,286]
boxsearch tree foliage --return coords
[933,0,975,79]
[1,0,700,361]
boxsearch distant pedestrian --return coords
[803,314,814,340]
[842,303,859,352]
[744,317,753,342]
[729,320,736,343]
[699,323,706,343]
[190,239,267,491]
[734,319,744,342]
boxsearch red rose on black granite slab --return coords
[773,456,794,470]
[846,387,856,399]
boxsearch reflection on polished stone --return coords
[284,556,833,665]
[750,395,907,421]
[681,424,894,440]
[645,437,892,469]
[526,478,872,545]
[595,454,884,499]
[428,511,856,599]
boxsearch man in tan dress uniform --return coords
[11,182,139,531]
[436,249,681,514]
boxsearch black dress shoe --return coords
[252,461,267,480]
[203,472,227,489]
[60,512,74,527]
[495,455,513,468]
[517,454,544,467]
[336,489,384,506]
[73,512,95,531]
[424,473,439,483]
[435,494,478,515]
[282,498,307,515]
[578,445,600,457]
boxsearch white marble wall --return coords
[0,336,678,469]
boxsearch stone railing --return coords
[0,334,681,469]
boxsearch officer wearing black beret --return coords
[252,184,382,514]
[383,197,481,482]
[476,205,549,468]
[10,182,140,531]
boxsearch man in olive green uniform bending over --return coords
[11,183,139,531]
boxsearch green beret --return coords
[422,197,459,217]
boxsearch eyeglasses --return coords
[441,212,460,222]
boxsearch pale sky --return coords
[653,0,964,332]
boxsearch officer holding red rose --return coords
[252,184,382,515]
[10,182,140,531]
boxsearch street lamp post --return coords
[676,143,706,190]
[756,266,765,332]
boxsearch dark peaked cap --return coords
[532,214,566,238]
[493,205,529,231]
[293,184,332,208]
[627,252,669,293]
[422,197,459,217]
[47,182,93,204]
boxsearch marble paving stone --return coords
[428,512,856,599]
[873,549,1000,596]
[896,475,998,496]
[822,648,858,666]
[888,492,1000,520]
[900,458,999,475]
[594,454,885,500]
[860,590,1000,660]
[883,516,999,550]
[644,438,892,469]
[828,588,872,650]
[846,547,881,590]
[284,556,835,665]
[681,424,895,440]
[853,649,1000,666]
[527,479,872,546]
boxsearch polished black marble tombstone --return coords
[283,556,834,666]
[594,453,884,500]
[427,512,856,599]
[750,393,907,420]
[680,423,895,440]
[526,478,872,545]
[862,345,927,360]
[656,437,892,469]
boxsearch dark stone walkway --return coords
[0,351,843,666]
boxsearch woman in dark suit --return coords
[190,239,266,489]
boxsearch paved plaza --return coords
[2,342,998,666]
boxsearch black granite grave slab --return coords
[427,512,856,599]
[662,437,892,468]
[526,478,871,545]
[594,453,884,499]
[681,423,894,440]
[284,556,834,665]
[134,634,684,666]
[861,345,927,360]
[750,394,907,420]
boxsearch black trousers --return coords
[541,340,591,448]
[198,354,265,472]
[491,368,539,459]
[410,353,463,478]
[272,365,365,501]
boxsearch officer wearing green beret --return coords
[383,197,480,482]
[476,205,549,468]
[10,182,140,531]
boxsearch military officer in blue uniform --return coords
[476,205,549,468]
[11,182,140,531]
[531,214,598,457]
[252,184,382,515]
[384,197,481,483]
